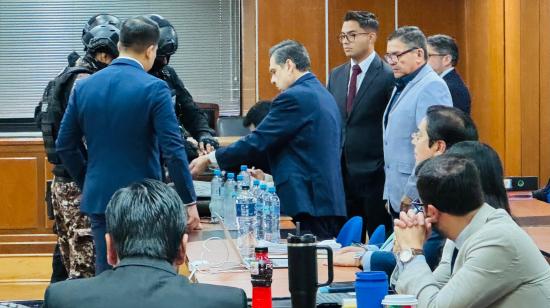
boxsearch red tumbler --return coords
[251,247,273,308]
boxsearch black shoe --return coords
[532,178,550,202]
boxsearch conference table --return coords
[509,192,550,257]
[186,220,359,299]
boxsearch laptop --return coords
[218,217,288,269]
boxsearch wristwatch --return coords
[397,248,423,264]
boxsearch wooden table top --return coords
[522,226,550,257]
[186,221,358,299]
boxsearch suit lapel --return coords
[347,55,382,121]
[385,65,431,120]
[336,63,351,116]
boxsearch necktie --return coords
[346,64,362,114]
[450,247,459,273]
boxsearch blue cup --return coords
[355,271,388,308]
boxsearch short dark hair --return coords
[388,26,428,60]
[105,179,187,263]
[427,34,459,66]
[425,105,478,148]
[243,100,271,128]
[447,141,510,213]
[269,40,311,71]
[343,11,379,31]
[416,155,484,216]
[119,16,160,53]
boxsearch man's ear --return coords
[106,233,118,266]
[174,233,189,266]
[433,140,447,155]
[426,204,440,223]
[146,45,157,61]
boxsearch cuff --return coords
[185,201,197,207]
[208,151,219,167]
[361,251,375,271]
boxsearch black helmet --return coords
[82,14,121,45]
[82,24,120,58]
[145,14,178,57]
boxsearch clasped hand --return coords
[394,210,432,252]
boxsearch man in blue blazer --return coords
[382,26,453,217]
[56,16,199,274]
[427,34,471,114]
[191,40,346,239]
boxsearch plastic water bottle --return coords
[236,174,244,194]
[251,179,261,197]
[223,173,238,230]
[209,169,223,222]
[266,186,280,243]
[255,184,268,241]
[236,185,257,259]
[239,165,251,187]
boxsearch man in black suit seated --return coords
[43,179,247,308]
[427,34,472,114]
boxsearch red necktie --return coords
[346,64,362,114]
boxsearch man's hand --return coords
[333,246,365,267]
[186,204,202,231]
[189,155,211,177]
[400,196,413,212]
[394,210,430,251]
[249,168,266,181]
[198,136,219,156]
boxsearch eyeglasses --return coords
[411,199,425,213]
[384,47,419,64]
[338,32,371,43]
[428,53,447,58]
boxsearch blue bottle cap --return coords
[213,169,221,176]
[253,179,260,185]
[240,165,248,171]
[237,175,244,181]
[268,187,276,193]
[227,173,235,179]
[260,183,267,190]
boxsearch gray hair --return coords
[427,34,459,66]
[269,40,311,71]
[388,26,428,61]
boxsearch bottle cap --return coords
[240,165,248,171]
[253,179,260,185]
[268,187,276,193]
[227,172,235,179]
[237,175,244,181]
[260,183,268,190]
[255,246,268,253]
[213,169,221,176]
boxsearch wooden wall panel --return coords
[257,0,326,100]
[519,0,540,177]
[241,0,257,114]
[464,0,506,165]
[541,0,550,184]
[0,158,38,229]
[327,0,395,70]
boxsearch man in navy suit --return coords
[190,40,346,239]
[328,11,394,239]
[56,16,200,274]
[427,34,471,114]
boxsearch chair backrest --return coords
[195,102,220,132]
[368,224,386,246]
[336,216,363,247]
[216,116,251,136]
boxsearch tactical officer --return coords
[146,14,219,158]
[37,15,121,279]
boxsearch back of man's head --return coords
[106,179,187,263]
[426,105,478,148]
[269,40,311,72]
[388,26,428,61]
[243,100,271,128]
[119,16,160,54]
[417,154,484,216]
[427,34,459,66]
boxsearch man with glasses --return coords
[382,26,452,219]
[427,34,471,114]
[328,11,394,240]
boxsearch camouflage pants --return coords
[51,178,95,278]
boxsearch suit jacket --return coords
[392,204,550,307]
[56,58,196,214]
[43,257,247,308]
[443,68,471,114]
[382,65,452,211]
[327,54,394,196]
[216,73,346,218]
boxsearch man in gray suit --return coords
[43,179,246,308]
[391,155,550,307]
[328,11,394,238]
[382,26,452,218]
